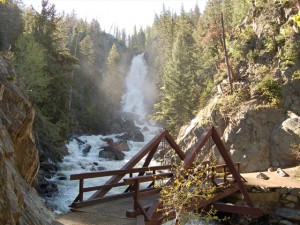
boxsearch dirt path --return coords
[241,166,300,188]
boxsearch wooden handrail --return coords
[125,172,173,220]
[124,172,173,185]
[71,165,172,180]
[71,165,173,207]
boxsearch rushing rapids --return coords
[46,53,160,213]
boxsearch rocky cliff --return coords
[176,2,300,173]
[0,54,52,224]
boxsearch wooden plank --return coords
[124,173,173,184]
[211,127,254,207]
[139,188,161,198]
[212,202,264,217]
[147,186,240,224]
[164,131,185,160]
[58,196,154,225]
[71,192,134,208]
[136,215,145,225]
[184,127,213,169]
[83,181,125,192]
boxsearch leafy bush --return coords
[158,161,228,225]
[256,76,282,106]
[293,70,300,80]
[291,143,300,162]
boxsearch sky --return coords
[22,0,207,34]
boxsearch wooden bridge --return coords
[62,127,263,225]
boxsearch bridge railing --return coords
[193,160,242,184]
[70,165,173,208]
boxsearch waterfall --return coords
[122,53,149,122]
[45,53,160,214]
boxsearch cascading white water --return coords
[122,53,148,120]
[46,53,160,214]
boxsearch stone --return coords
[82,144,91,156]
[40,162,58,172]
[277,187,289,194]
[277,168,289,177]
[115,141,130,151]
[57,176,67,181]
[275,208,300,221]
[132,130,144,142]
[286,195,298,203]
[290,188,300,197]
[256,172,269,180]
[97,166,106,171]
[0,55,53,224]
[279,220,293,225]
[268,167,274,172]
[90,165,97,171]
[99,149,116,160]
[46,183,58,193]
[249,192,280,203]
[99,148,125,160]
[142,126,149,131]
[285,203,296,208]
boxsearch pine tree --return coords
[102,44,123,116]
[154,13,198,133]
[30,0,75,137]
[14,34,51,104]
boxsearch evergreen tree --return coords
[0,0,22,50]
[14,35,51,104]
[154,13,198,133]
[102,44,124,116]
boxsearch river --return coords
[46,53,161,214]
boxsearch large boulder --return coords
[271,116,300,167]
[99,146,125,160]
[108,116,145,142]
[114,141,131,152]
[176,84,300,173]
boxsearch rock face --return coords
[177,81,300,173]
[0,55,52,224]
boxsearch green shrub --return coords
[256,76,282,106]
[157,161,228,225]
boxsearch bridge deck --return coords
[53,195,157,225]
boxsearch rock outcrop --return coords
[177,80,300,173]
[176,2,300,173]
[0,55,52,224]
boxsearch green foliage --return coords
[153,13,199,134]
[256,76,282,106]
[199,79,214,108]
[217,89,249,115]
[294,11,300,27]
[102,44,124,114]
[0,0,23,50]
[293,70,300,80]
[281,37,300,67]
[14,34,51,104]
[0,0,6,4]
[158,161,228,224]
[291,143,300,162]
[34,112,68,162]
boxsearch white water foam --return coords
[47,53,161,214]
[122,53,148,120]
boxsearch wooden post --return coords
[79,179,84,202]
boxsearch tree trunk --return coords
[221,12,233,94]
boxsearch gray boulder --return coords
[99,147,125,160]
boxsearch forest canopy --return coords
[1,0,300,161]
